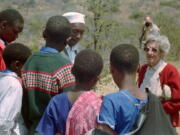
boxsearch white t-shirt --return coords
[0,72,27,135]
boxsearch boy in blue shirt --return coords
[97,44,147,135]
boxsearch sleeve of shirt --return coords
[0,79,22,134]
[55,63,75,92]
[36,100,57,135]
[162,65,180,114]
[97,96,118,130]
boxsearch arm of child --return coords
[97,96,118,135]
[36,99,57,135]
[97,123,114,135]
[0,79,23,134]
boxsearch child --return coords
[0,43,31,135]
[0,9,24,70]
[21,15,75,134]
[97,44,147,135]
[36,49,103,135]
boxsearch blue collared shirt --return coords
[98,90,147,134]
[40,46,59,53]
[64,44,84,63]
[1,69,12,73]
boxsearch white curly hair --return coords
[145,34,171,56]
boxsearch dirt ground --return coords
[95,61,180,134]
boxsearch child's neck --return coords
[120,73,137,92]
[68,83,91,105]
[74,83,91,91]
[120,74,147,99]
[45,41,64,52]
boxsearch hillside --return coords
[0,0,180,75]
[0,0,180,60]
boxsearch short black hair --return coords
[110,44,139,73]
[44,15,71,42]
[3,43,31,68]
[0,9,24,25]
[72,49,103,83]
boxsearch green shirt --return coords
[22,51,75,135]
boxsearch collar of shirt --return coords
[0,69,23,85]
[0,70,17,78]
[40,46,59,53]
[66,44,79,52]
[1,69,12,73]
[148,59,165,71]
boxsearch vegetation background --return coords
[0,0,179,59]
[0,0,180,94]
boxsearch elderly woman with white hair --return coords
[138,34,180,127]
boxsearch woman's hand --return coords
[160,84,171,100]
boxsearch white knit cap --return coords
[63,12,85,24]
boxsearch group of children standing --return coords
[0,8,179,135]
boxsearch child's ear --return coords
[42,30,47,39]
[89,76,99,86]
[71,66,76,76]
[11,60,23,71]
[10,60,23,76]
[109,64,114,74]
[0,20,8,30]
[94,75,100,83]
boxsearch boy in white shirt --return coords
[0,43,31,135]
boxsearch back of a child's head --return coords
[0,9,24,25]
[72,49,103,83]
[110,44,139,73]
[44,15,71,42]
[3,43,31,68]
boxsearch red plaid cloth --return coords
[66,91,102,135]
[0,40,6,70]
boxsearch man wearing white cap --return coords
[63,12,86,63]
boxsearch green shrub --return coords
[155,12,180,60]
[129,11,144,19]
[160,0,180,10]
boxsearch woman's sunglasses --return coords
[144,47,159,53]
